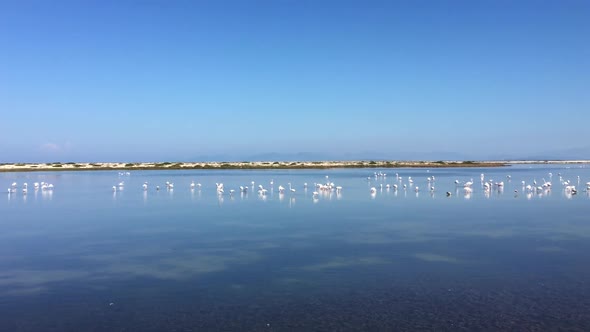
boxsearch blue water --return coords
[1,165,589,331]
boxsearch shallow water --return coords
[1,165,589,331]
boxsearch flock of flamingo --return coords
[111,175,343,200]
[104,171,590,200]
[6,181,54,195]
[364,171,588,198]
[5,170,590,200]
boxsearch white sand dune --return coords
[0,160,588,172]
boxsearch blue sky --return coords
[1,0,588,162]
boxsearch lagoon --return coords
[1,165,590,330]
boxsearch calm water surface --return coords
[1,165,590,331]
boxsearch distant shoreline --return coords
[0,160,587,172]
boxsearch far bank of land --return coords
[1,160,586,172]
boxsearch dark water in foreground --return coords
[1,165,589,331]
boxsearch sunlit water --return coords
[1,165,590,331]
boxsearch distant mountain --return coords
[188,150,471,162]
[185,146,590,163]
[489,147,590,161]
[485,146,590,161]
[520,146,590,161]
[245,152,329,161]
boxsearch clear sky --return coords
[1,0,588,162]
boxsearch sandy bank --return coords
[0,160,516,172]
[2,160,588,172]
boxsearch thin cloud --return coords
[40,142,61,152]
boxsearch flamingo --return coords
[288,183,296,193]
